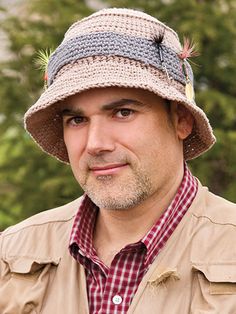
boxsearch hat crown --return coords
[63,8,181,52]
[47,7,191,87]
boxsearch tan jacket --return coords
[1,183,236,314]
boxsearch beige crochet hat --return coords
[24,8,216,163]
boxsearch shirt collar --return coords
[141,163,198,265]
[69,195,98,260]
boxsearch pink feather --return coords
[179,37,199,60]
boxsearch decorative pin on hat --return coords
[154,29,170,81]
[179,37,199,101]
[34,48,54,89]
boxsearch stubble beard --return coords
[78,165,153,211]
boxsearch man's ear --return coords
[171,103,194,140]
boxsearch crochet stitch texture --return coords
[24,8,216,162]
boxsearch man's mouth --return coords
[89,163,128,176]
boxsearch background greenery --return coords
[0,0,235,230]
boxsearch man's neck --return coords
[93,166,185,267]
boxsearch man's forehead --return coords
[61,98,149,115]
[60,87,164,113]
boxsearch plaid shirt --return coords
[69,165,197,313]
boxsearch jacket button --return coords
[112,295,122,305]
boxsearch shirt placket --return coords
[99,245,145,314]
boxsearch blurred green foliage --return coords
[0,0,235,230]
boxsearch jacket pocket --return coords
[0,256,60,314]
[192,263,236,295]
[191,263,236,313]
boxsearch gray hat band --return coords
[48,31,193,86]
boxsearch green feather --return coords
[34,48,54,73]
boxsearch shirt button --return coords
[112,295,122,305]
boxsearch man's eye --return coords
[115,109,134,118]
[67,116,86,125]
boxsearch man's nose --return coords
[86,119,115,156]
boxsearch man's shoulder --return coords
[194,186,236,225]
[1,196,83,238]
[0,197,84,261]
[189,186,236,263]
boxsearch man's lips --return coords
[89,163,128,175]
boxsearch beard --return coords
[76,154,154,210]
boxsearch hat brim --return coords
[24,57,216,162]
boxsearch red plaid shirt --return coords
[69,165,197,313]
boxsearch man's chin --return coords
[84,173,121,188]
[85,186,149,211]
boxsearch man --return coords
[0,8,236,314]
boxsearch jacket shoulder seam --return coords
[192,213,236,227]
[2,215,76,238]
[2,197,83,237]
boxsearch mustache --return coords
[84,154,131,169]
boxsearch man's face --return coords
[62,87,189,210]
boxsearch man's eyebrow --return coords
[101,98,146,110]
[61,108,84,116]
[61,98,146,116]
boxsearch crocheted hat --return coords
[24,8,216,162]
